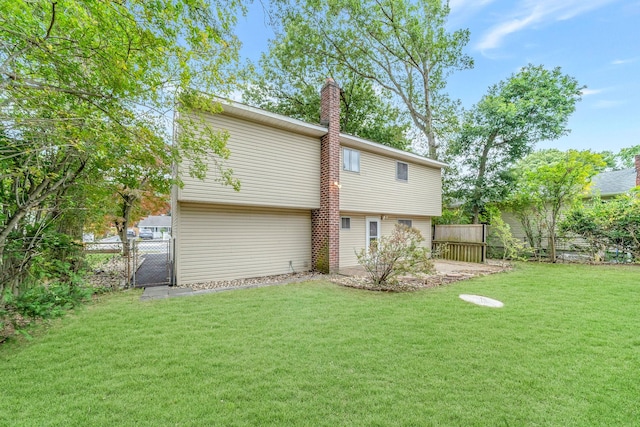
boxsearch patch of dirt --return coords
[85,256,143,290]
[178,262,511,293]
[331,261,511,292]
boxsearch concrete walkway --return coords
[134,253,170,288]
[139,275,314,301]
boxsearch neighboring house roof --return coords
[214,96,448,170]
[138,215,171,228]
[590,168,637,197]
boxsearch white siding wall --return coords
[502,212,528,242]
[178,111,320,209]
[176,203,311,284]
[340,147,442,216]
[339,215,365,267]
[339,213,432,268]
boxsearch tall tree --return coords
[266,0,472,159]
[244,66,411,149]
[448,65,584,223]
[504,149,605,261]
[0,1,241,284]
[243,20,411,149]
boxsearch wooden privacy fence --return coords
[432,224,487,263]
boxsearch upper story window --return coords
[396,161,408,181]
[343,148,360,173]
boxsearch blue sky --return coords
[235,0,640,153]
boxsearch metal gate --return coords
[131,239,173,287]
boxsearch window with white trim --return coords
[343,148,360,172]
[398,219,412,228]
[341,217,351,230]
[396,161,408,181]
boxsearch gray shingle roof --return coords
[590,168,637,197]
[138,215,171,228]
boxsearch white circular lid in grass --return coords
[459,294,504,308]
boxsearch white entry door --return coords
[365,216,380,251]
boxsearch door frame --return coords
[365,216,381,252]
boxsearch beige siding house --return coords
[172,80,445,285]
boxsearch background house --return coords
[172,80,445,285]
[138,215,172,239]
[589,157,640,199]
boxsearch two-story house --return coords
[171,79,445,285]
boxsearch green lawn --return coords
[1,263,639,426]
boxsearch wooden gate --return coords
[432,224,487,263]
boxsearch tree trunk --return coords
[471,135,496,224]
[116,193,138,258]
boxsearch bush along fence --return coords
[0,237,140,343]
[432,224,487,263]
[487,234,636,263]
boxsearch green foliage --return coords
[266,0,472,159]
[560,192,640,262]
[504,149,606,260]
[433,207,472,225]
[5,281,91,321]
[483,206,529,261]
[1,0,242,287]
[356,224,434,288]
[616,145,640,168]
[0,227,95,340]
[1,225,84,296]
[244,63,411,149]
[448,65,584,222]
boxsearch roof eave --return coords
[339,133,447,169]
[215,98,328,138]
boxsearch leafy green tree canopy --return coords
[448,64,584,222]
[504,149,606,261]
[1,0,242,266]
[244,59,411,149]
[264,0,472,159]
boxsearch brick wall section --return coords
[635,155,640,187]
[312,78,341,273]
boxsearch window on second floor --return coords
[343,148,360,172]
[396,161,408,181]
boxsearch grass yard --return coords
[1,263,639,426]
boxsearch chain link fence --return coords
[84,237,174,288]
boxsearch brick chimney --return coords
[312,78,340,273]
[635,155,640,187]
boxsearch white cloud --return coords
[612,58,638,65]
[580,88,603,96]
[477,0,616,52]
